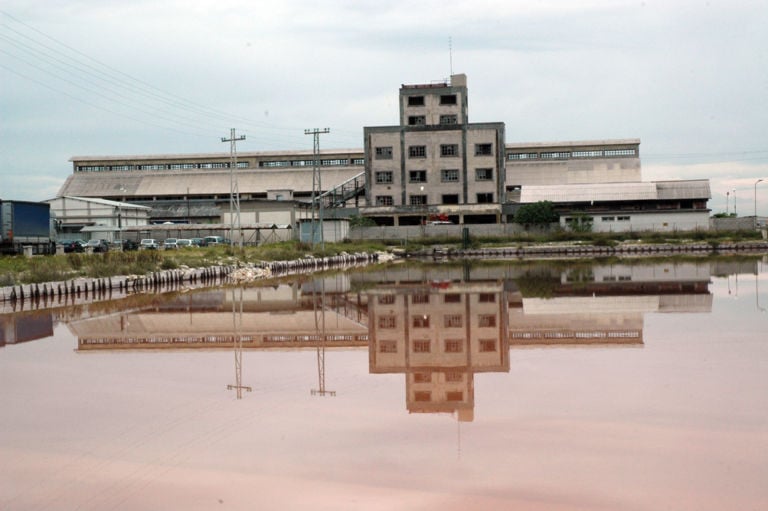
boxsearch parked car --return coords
[176,239,193,248]
[190,237,205,247]
[162,238,179,250]
[58,239,85,253]
[86,239,110,253]
[112,239,139,251]
[140,238,159,250]
[203,235,225,246]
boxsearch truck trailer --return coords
[0,200,54,255]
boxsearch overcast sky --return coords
[2,0,767,214]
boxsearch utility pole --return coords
[310,279,335,397]
[305,128,330,250]
[222,128,246,250]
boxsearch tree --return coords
[514,201,559,226]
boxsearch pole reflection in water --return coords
[227,286,251,399]
[311,277,335,397]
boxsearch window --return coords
[414,372,432,383]
[378,316,396,329]
[444,294,461,303]
[413,340,431,353]
[480,339,497,352]
[446,391,464,402]
[475,168,493,181]
[410,195,427,206]
[378,294,395,305]
[617,216,630,221]
[375,171,393,184]
[478,293,496,303]
[475,143,492,156]
[408,145,426,158]
[375,146,393,160]
[478,314,496,327]
[445,372,463,383]
[408,116,426,126]
[508,152,538,160]
[375,195,394,206]
[541,152,571,159]
[409,170,426,183]
[444,339,463,353]
[440,114,457,125]
[604,148,636,156]
[601,216,616,222]
[476,193,494,203]
[440,94,457,105]
[352,158,365,165]
[573,150,604,158]
[411,293,430,304]
[414,391,431,402]
[441,194,459,204]
[440,144,459,157]
[408,95,425,106]
[444,314,463,328]
[413,315,430,328]
[379,341,397,353]
[441,169,459,182]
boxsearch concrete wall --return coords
[565,211,710,233]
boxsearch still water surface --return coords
[1,258,767,510]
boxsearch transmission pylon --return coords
[304,128,330,250]
[221,128,246,250]
[310,278,335,397]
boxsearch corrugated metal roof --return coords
[655,180,711,200]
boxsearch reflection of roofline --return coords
[510,329,643,345]
[77,333,368,351]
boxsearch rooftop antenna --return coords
[449,36,454,81]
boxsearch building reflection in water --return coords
[66,261,722,417]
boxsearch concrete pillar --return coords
[56,244,65,255]
[23,246,33,258]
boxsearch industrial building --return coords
[56,74,711,233]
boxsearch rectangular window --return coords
[408,116,426,126]
[444,314,463,328]
[478,293,496,303]
[441,169,459,182]
[475,168,493,181]
[409,170,426,183]
[375,195,393,206]
[440,144,459,157]
[413,340,431,353]
[475,143,492,156]
[439,114,457,125]
[541,152,571,159]
[446,391,464,402]
[478,314,496,327]
[480,339,497,352]
[604,148,636,156]
[440,94,457,105]
[445,372,463,383]
[409,145,426,158]
[414,391,431,402]
[508,153,539,160]
[410,195,427,206]
[378,294,395,304]
[375,171,393,184]
[476,193,494,203]
[375,146,393,160]
[378,316,396,329]
[408,96,425,106]
[411,294,430,304]
[444,339,463,353]
[441,194,459,204]
[617,216,630,221]
[573,150,604,158]
[379,341,397,353]
[444,294,461,303]
[414,372,432,383]
[601,216,616,222]
[413,315,430,328]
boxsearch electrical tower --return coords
[221,128,246,250]
[305,128,330,250]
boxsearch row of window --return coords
[507,148,637,161]
[377,314,497,329]
[378,143,493,160]
[406,94,458,106]
[76,162,251,172]
[374,192,494,206]
[378,338,497,354]
[375,168,494,184]
[258,158,364,168]
[407,114,460,126]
